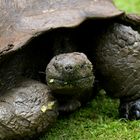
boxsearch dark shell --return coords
[0,0,123,57]
[121,14,140,27]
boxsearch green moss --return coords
[40,93,140,140]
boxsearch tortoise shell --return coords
[0,0,123,57]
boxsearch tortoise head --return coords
[46,52,94,95]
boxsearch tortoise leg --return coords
[58,99,81,113]
[0,79,58,139]
[119,99,140,120]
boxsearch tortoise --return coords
[0,0,140,139]
[0,0,116,139]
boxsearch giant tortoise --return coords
[0,0,140,139]
[0,0,118,139]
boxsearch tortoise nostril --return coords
[80,64,85,69]
[64,65,73,72]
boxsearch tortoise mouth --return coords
[47,75,94,88]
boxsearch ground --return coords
[40,1,140,140]
[40,92,140,140]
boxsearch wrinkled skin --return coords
[0,79,58,140]
[94,22,140,120]
[46,52,94,112]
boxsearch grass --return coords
[40,1,140,140]
[114,0,140,14]
[40,92,140,140]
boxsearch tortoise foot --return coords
[119,99,140,120]
[58,100,81,113]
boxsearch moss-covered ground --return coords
[40,1,140,140]
[40,92,140,140]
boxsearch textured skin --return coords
[94,23,140,119]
